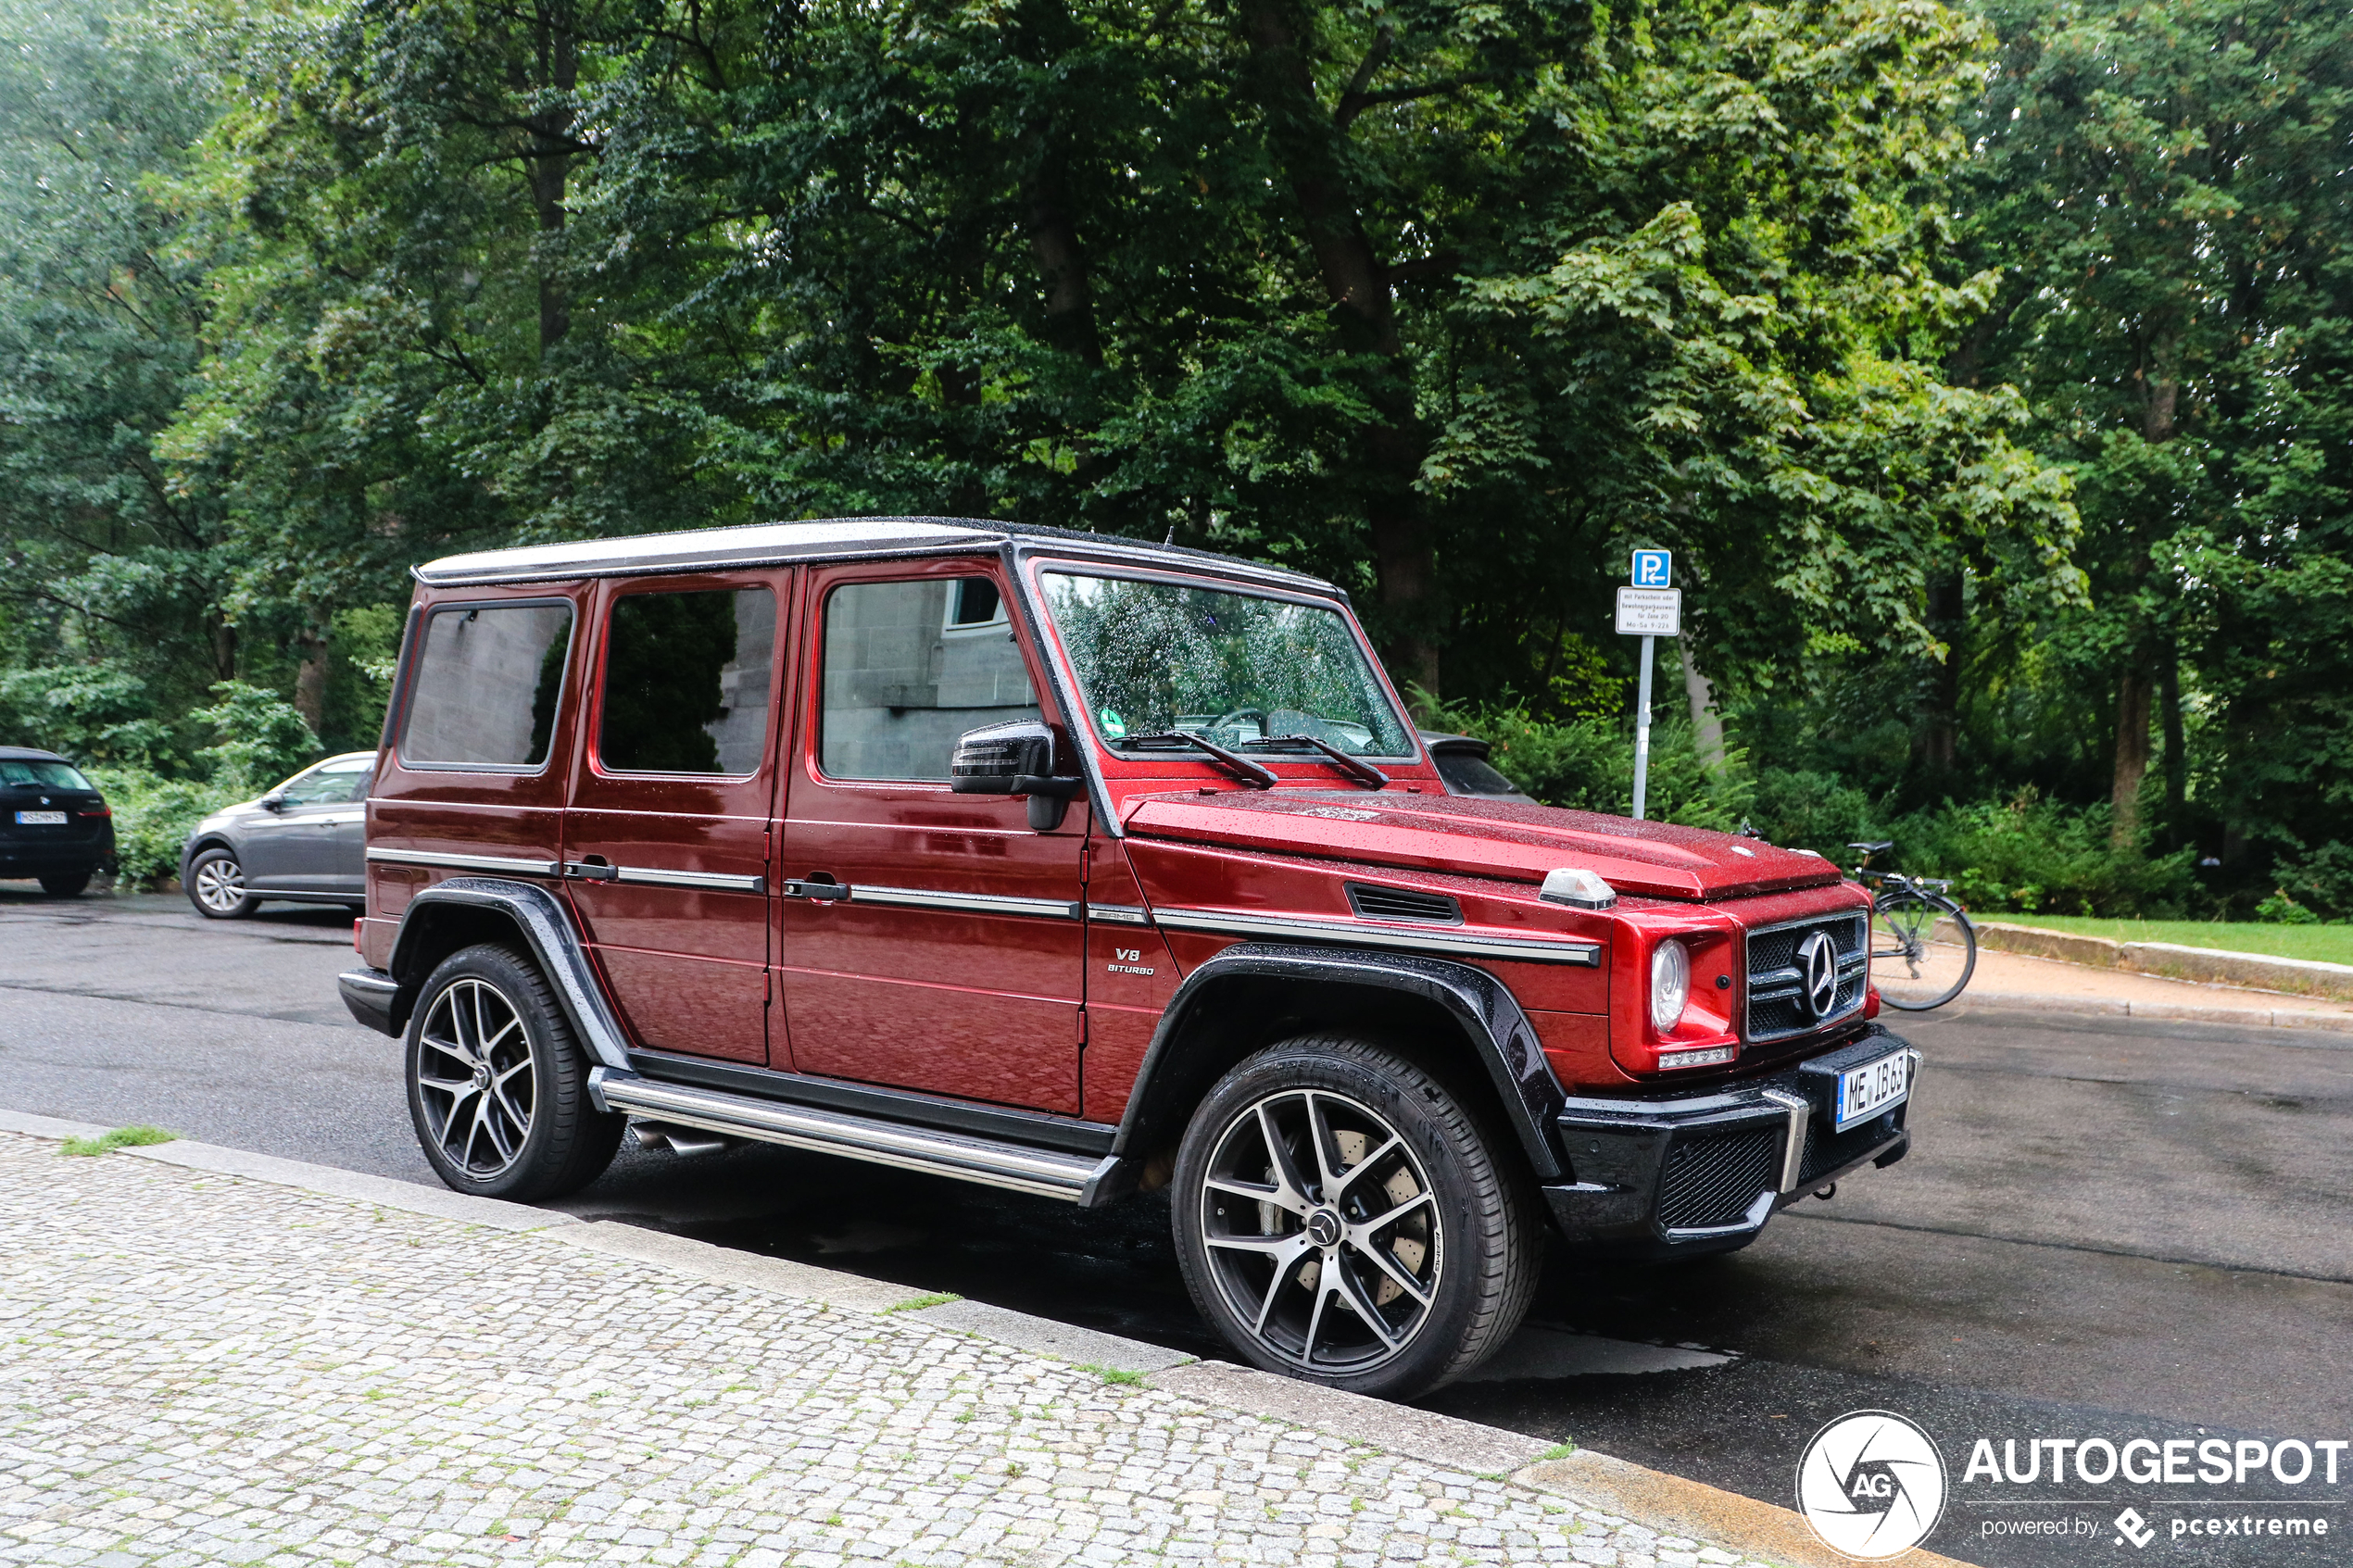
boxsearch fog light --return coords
[1656,1045,1737,1071]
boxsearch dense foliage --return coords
[0,0,2345,914]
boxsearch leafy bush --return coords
[1749,768,1886,860]
[1416,701,2202,920]
[191,682,319,795]
[85,767,241,886]
[1418,696,1754,832]
[83,681,323,886]
[2269,841,2353,923]
[1894,793,2199,919]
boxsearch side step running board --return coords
[591,1069,1122,1204]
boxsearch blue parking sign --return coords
[1630,549,1672,587]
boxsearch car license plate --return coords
[1834,1049,1911,1131]
[14,810,67,825]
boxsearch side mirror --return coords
[259,793,287,813]
[950,720,1085,832]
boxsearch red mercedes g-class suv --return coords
[339,518,1917,1397]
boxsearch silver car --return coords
[180,751,374,919]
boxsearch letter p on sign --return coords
[1631,549,1672,587]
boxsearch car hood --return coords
[1120,789,1841,902]
[195,800,270,831]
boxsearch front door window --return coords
[817,577,1039,781]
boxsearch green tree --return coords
[0,0,231,759]
[165,0,2074,716]
[1952,0,2353,873]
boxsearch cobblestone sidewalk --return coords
[0,1134,1770,1568]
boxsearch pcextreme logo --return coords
[1796,1410,1950,1560]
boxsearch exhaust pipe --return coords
[631,1121,736,1158]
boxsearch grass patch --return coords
[1532,1442,1579,1463]
[58,1125,176,1158]
[877,1292,962,1313]
[1982,915,2353,966]
[1078,1362,1148,1386]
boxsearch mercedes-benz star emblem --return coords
[1305,1209,1343,1248]
[1796,931,1839,1021]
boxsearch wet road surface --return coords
[6,885,2348,1564]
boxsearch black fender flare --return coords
[1113,943,1569,1181]
[384,877,634,1073]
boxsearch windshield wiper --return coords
[1243,735,1390,790]
[1121,733,1277,790]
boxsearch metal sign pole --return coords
[1617,548,1676,823]
[1632,633,1655,821]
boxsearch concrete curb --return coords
[560,1218,923,1313]
[1519,1450,1976,1568]
[911,1297,1197,1375]
[128,1138,590,1233]
[1946,919,2353,1004]
[1931,989,2353,1037]
[1,1110,1975,1568]
[0,1108,115,1142]
[1148,1360,1551,1475]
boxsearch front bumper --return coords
[1542,1027,1917,1260]
[338,967,404,1036]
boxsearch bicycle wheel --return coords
[1870,889,1977,1010]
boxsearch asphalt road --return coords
[6,884,2349,1566]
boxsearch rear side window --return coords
[0,759,93,790]
[598,586,777,775]
[820,578,1038,781]
[399,602,573,769]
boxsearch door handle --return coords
[562,857,618,882]
[782,876,851,902]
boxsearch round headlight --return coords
[1649,938,1691,1034]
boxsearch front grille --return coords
[1744,911,1869,1043]
[1345,884,1462,924]
[1658,1127,1780,1230]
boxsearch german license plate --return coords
[14,810,66,825]
[1834,1049,1911,1132]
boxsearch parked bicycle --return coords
[1849,841,1978,1010]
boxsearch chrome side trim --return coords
[367,847,561,878]
[593,1070,1114,1202]
[1085,903,1151,925]
[1761,1088,1811,1193]
[613,866,766,895]
[1151,907,1602,967]
[850,884,1079,921]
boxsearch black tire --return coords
[185,847,258,919]
[38,870,92,897]
[405,943,623,1201]
[1171,1035,1540,1399]
[1871,889,1977,1010]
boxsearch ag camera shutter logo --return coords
[1796,1410,1948,1559]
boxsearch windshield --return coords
[1038,571,1415,759]
[0,759,94,791]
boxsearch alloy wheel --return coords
[413,976,538,1179]
[1196,1087,1441,1375]
[193,856,247,914]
